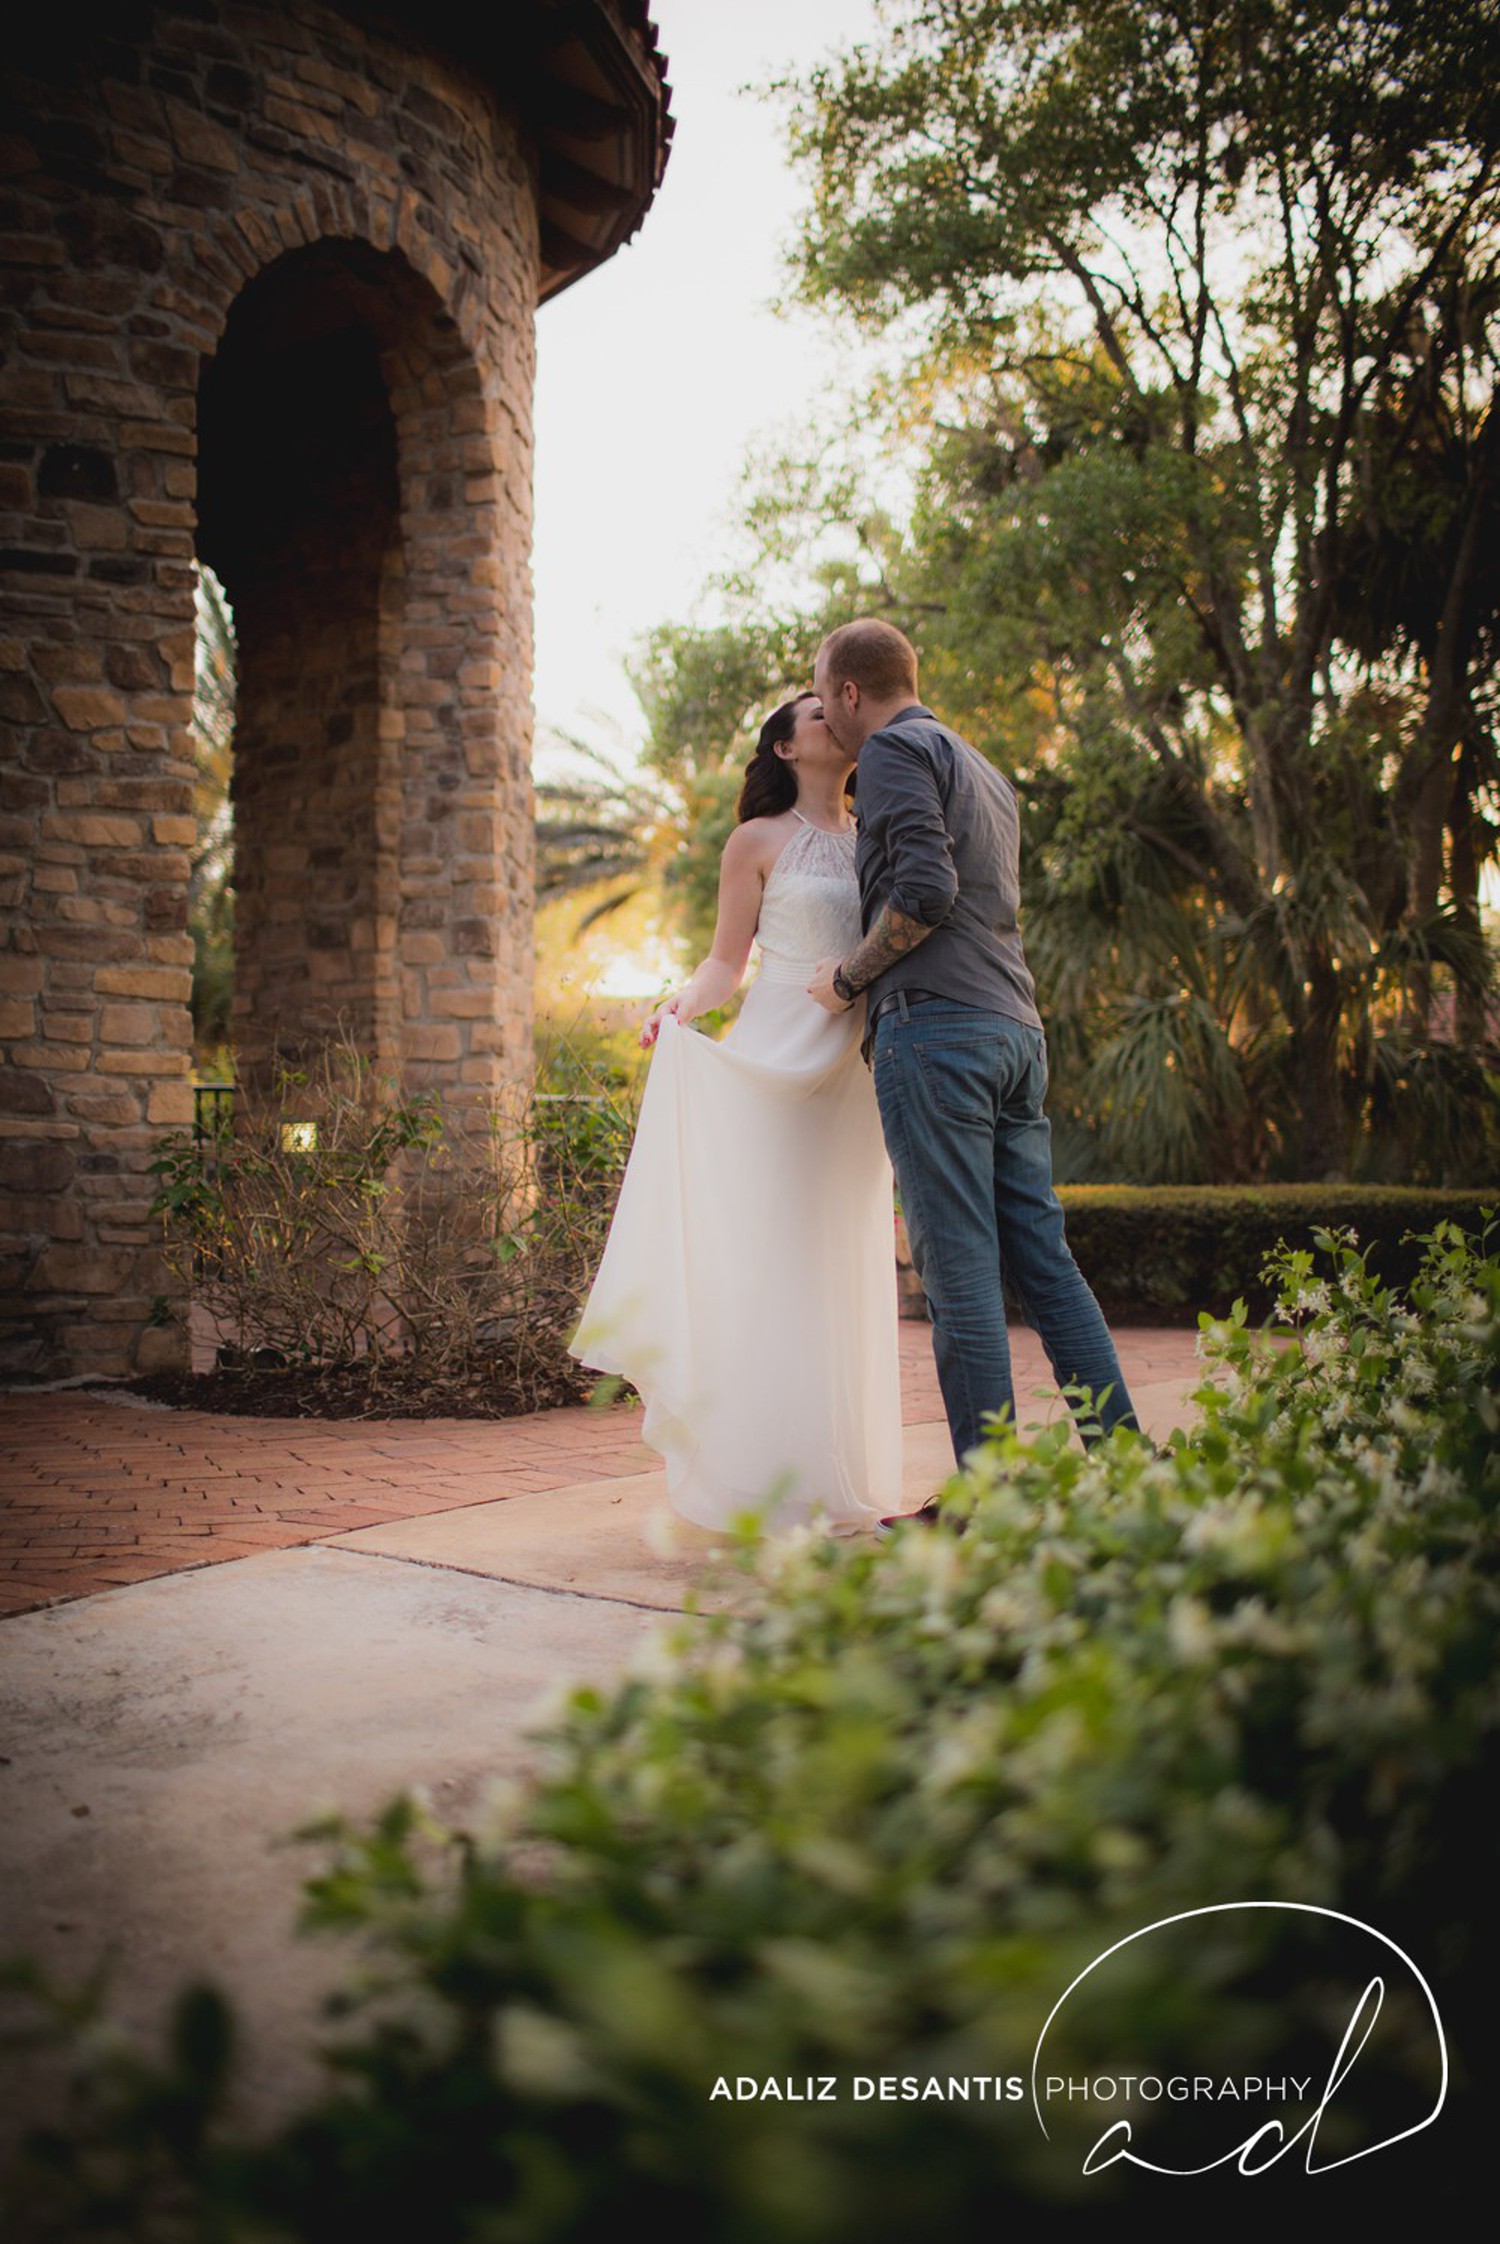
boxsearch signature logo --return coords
[1030,1903,1447,2177]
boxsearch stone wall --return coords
[1,2,545,1381]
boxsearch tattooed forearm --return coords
[841,903,934,992]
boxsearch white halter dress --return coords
[570,814,903,1530]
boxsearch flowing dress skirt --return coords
[570,967,903,1530]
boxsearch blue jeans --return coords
[872,996,1137,1465]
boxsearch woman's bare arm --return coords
[642,822,773,1046]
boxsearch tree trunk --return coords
[1291,962,1347,1179]
[1400,745,1456,1037]
[1399,398,1497,1029]
[1450,744,1490,1051]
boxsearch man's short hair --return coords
[819,618,919,703]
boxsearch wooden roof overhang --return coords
[370,1,674,302]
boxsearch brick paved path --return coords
[0,1325,1202,1620]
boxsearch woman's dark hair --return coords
[736,690,855,823]
[736,693,813,823]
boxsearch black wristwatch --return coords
[831,964,860,1006]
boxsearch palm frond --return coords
[1084,991,1248,1183]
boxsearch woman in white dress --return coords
[569,692,903,1533]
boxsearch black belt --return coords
[868,988,941,1027]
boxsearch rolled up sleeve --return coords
[858,733,958,925]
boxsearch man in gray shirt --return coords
[808,618,1136,1500]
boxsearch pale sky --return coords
[530,0,881,772]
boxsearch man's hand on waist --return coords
[807,958,851,1014]
[806,903,936,1014]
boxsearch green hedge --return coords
[1056,1184,1496,1319]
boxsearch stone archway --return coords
[197,237,526,1104]
[0,1,671,1383]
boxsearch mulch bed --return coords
[125,1354,612,1421]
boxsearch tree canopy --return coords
[620,0,1498,1181]
[781,0,1500,1178]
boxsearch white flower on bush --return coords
[898,1525,966,1603]
[1218,1598,1305,1655]
[977,1585,1036,1634]
[695,1640,749,1706]
[1167,1595,1216,1663]
[1008,1702,1090,1780]
[1414,1459,1464,1504]
[923,1710,1008,1796]
[624,1623,695,1687]
[1179,1498,1279,1573]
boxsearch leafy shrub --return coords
[533,1005,648,1115]
[530,1023,642,1226]
[147,1037,636,1413]
[3,1224,1495,2231]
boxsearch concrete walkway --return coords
[0,1324,1201,2150]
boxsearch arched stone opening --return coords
[197,237,522,1108]
[1,0,670,1384]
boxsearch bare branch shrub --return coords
[149,1034,636,1413]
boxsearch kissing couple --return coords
[572,617,1137,1533]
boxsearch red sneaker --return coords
[876,1497,945,1532]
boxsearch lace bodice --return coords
[754,814,862,980]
